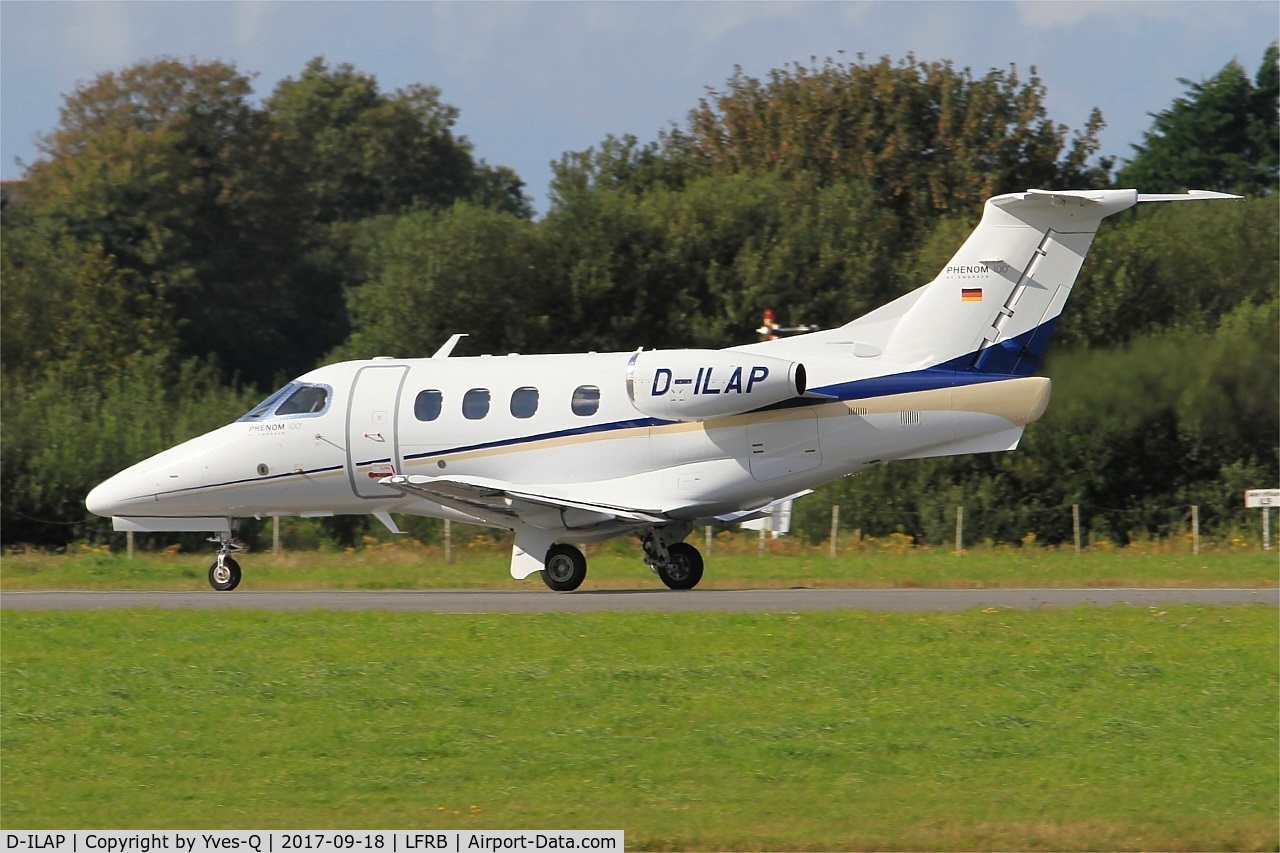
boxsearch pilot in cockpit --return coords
[276,385,328,415]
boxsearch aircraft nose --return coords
[85,472,152,518]
[86,476,123,517]
[85,424,239,519]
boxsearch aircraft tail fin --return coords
[876,189,1241,374]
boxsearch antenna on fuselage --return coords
[431,334,468,359]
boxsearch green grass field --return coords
[2,537,1276,591]
[3,606,1276,850]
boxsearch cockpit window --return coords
[275,385,329,416]
[240,385,294,421]
[238,383,331,421]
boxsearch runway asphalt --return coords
[2,587,1275,612]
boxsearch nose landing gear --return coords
[207,534,244,591]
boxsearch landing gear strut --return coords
[641,524,704,590]
[207,534,244,591]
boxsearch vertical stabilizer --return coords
[881,189,1240,374]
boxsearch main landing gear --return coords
[641,524,703,591]
[538,525,705,592]
[541,543,588,592]
[207,533,244,591]
[653,542,704,590]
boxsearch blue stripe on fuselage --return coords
[412,322,1058,455]
[402,416,665,463]
[789,319,1056,407]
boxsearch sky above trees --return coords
[3,1,1277,213]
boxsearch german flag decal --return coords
[961,288,983,302]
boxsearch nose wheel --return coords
[208,555,242,591]
[207,534,244,591]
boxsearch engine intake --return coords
[626,350,806,422]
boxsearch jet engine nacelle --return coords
[626,350,807,422]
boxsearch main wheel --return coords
[208,556,242,591]
[657,542,703,590]
[541,544,587,592]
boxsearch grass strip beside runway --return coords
[3,607,1276,850]
[2,546,1276,591]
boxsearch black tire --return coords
[658,542,704,590]
[540,543,587,592]
[208,556,242,591]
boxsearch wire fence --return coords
[11,497,1274,559]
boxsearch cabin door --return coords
[346,364,409,498]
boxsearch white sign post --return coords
[1245,489,1279,550]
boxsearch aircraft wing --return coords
[380,474,668,529]
[714,490,813,525]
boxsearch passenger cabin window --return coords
[463,388,491,420]
[414,390,443,421]
[510,387,539,419]
[572,385,601,416]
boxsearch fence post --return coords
[1072,504,1082,555]
[444,518,453,565]
[829,505,840,558]
[705,523,712,556]
[126,530,134,560]
[955,506,964,557]
[273,516,281,559]
[1191,505,1200,556]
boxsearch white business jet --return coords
[86,188,1239,591]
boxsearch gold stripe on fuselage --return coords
[403,375,1051,467]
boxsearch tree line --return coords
[2,48,1275,548]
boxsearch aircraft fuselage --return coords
[85,188,1241,590]
[87,351,1048,530]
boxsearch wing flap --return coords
[715,490,813,525]
[381,474,668,528]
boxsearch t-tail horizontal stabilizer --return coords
[1135,190,1243,203]
[869,188,1241,375]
